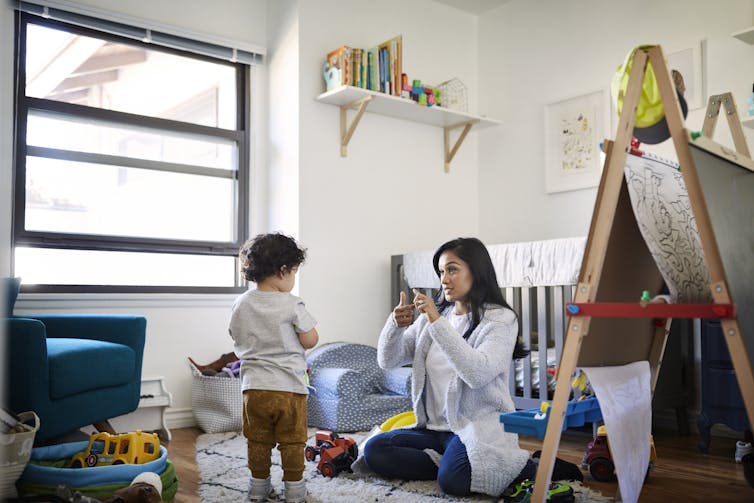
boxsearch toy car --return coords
[501,479,575,503]
[581,425,656,482]
[70,430,160,468]
[305,430,358,477]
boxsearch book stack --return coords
[324,35,402,96]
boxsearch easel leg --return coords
[531,319,584,502]
[648,319,672,393]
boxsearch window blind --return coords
[15,0,264,65]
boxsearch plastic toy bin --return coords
[500,397,602,438]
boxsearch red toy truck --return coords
[305,430,358,477]
[582,425,656,482]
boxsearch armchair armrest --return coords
[382,367,412,396]
[6,318,51,414]
[309,368,375,400]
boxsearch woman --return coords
[363,237,579,497]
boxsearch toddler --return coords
[229,233,319,502]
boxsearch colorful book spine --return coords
[327,35,402,95]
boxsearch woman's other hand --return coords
[393,291,415,327]
[412,288,440,323]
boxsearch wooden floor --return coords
[166,427,754,502]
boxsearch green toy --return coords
[501,479,575,503]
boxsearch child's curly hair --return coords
[239,233,307,282]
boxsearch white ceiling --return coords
[432,0,513,15]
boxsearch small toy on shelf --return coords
[581,425,656,482]
[305,430,358,477]
[70,431,160,468]
[399,76,437,107]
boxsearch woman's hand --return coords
[393,291,415,328]
[412,288,440,323]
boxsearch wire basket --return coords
[436,77,468,112]
[189,360,243,433]
[0,411,40,499]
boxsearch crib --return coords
[391,237,585,410]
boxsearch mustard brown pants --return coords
[243,389,308,481]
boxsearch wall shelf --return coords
[315,85,501,172]
[732,26,754,44]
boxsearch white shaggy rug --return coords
[196,429,612,502]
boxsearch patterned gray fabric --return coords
[624,153,712,303]
[306,343,411,432]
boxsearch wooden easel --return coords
[531,45,754,502]
[701,91,751,158]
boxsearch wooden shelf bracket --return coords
[443,119,479,172]
[340,95,373,157]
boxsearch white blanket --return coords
[402,237,586,289]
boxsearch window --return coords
[13,11,251,292]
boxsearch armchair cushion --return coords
[47,338,136,399]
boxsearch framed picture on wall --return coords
[544,89,608,194]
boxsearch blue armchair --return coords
[3,278,146,442]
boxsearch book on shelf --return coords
[377,35,402,96]
[324,45,352,90]
[323,35,402,95]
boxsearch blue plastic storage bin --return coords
[17,441,177,501]
[500,397,602,438]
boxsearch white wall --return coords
[266,0,300,235]
[477,0,754,245]
[296,0,482,349]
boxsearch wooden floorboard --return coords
[166,427,754,502]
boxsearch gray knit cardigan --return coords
[377,303,529,496]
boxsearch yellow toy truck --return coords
[70,431,160,468]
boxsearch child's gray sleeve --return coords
[293,299,317,332]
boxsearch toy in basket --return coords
[0,411,40,499]
[70,431,160,468]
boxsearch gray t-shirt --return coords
[228,288,316,394]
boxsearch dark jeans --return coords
[362,428,472,496]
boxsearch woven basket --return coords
[189,360,243,433]
[0,411,40,499]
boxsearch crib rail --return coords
[391,255,575,410]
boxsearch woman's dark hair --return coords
[432,237,528,359]
[240,233,306,282]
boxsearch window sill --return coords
[14,292,241,310]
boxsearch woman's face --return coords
[438,251,473,304]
